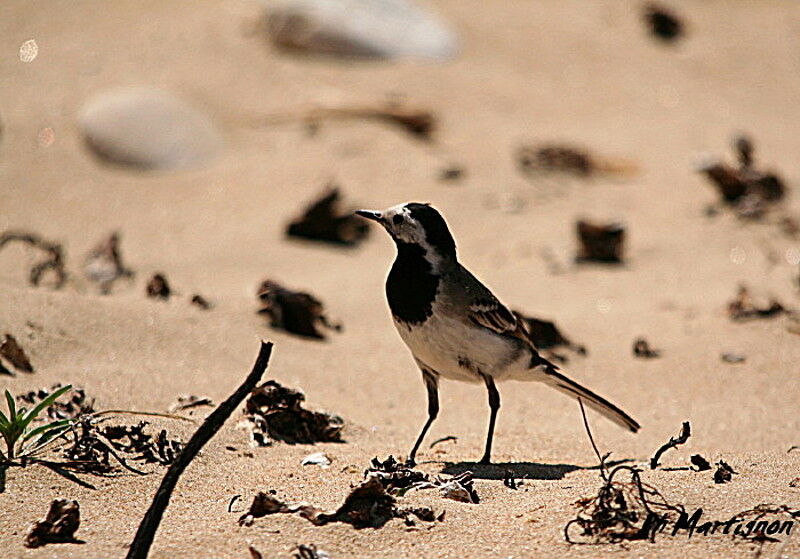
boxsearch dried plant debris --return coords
[565,465,685,544]
[513,312,587,362]
[83,233,134,294]
[256,279,340,339]
[238,490,294,526]
[644,4,684,42]
[714,460,737,484]
[366,456,479,503]
[0,230,67,288]
[302,477,399,528]
[102,423,182,465]
[503,470,519,490]
[146,273,171,299]
[429,435,457,448]
[438,164,465,182]
[650,421,691,469]
[24,499,81,548]
[17,384,95,421]
[241,380,344,445]
[633,338,660,359]
[0,333,34,373]
[727,285,787,321]
[240,477,441,530]
[63,418,182,473]
[575,220,625,263]
[366,455,430,493]
[437,472,480,503]
[294,544,331,559]
[690,454,711,472]
[255,103,436,140]
[287,187,369,246]
[517,144,638,178]
[168,395,213,413]
[190,294,212,310]
[697,135,787,219]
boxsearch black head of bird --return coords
[356,203,457,262]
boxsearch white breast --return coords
[393,304,522,383]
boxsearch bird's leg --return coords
[479,374,500,465]
[407,370,439,467]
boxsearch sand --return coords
[1,0,799,557]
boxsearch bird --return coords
[356,202,640,466]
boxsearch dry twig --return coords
[126,341,273,559]
[0,230,66,288]
[650,422,691,469]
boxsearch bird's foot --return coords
[478,455,491,465]
[405,456,417,468]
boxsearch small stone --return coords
[721,352,746,364]
[266,0,458,60]
[301,452,332,468]
[79,88,222,170]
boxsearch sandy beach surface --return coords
[1,1,799,557]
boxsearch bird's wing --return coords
[458,265,556,370]
[469,297,518,335]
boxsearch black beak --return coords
[355,210,383,223]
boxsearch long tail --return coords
[543,368,640,433]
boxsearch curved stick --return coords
[126,341,273,559]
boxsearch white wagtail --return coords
[356,202,640,465]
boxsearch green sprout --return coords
[0,384,73,463]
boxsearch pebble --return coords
[78,88,222,170]
[266,0,458,60]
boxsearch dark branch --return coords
[126,341,273,559]
[649,421,691,469]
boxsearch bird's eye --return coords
[393,215,405,225]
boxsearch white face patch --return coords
[379,204,428,246]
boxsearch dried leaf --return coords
[713,460,737,484]
[146,273,171,299]
[517,144,638,177]
[83,232,134,294]
[189,294,211,310]
[24,499,80,548]
[576,220,625,263]
[727,285,786,321]
[697,136,787,220]
[238,491,293,526]
[644,4,684,42]
[690,455,711,472]
[287,187,369,246]
[256,280,340,339]
[0,334,34,373]
[633,338,660,359]
[243,380,344,445]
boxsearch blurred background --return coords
[1,1,800,556]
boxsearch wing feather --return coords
[469,298,518,335]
